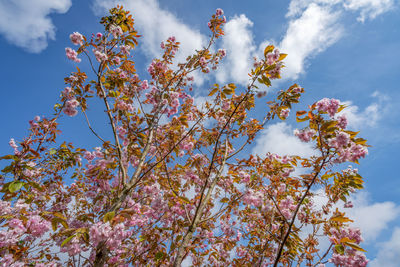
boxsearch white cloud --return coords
[281,0,395,79]
[370,227,400,267]
[0,0,72,53]
[347,192,400,242]
[339,91,388,129]
[93,0,206,67]
[344,0,395,22]
[313,189,400,243]
[287,0,395,22]
[92,0,396,86]
[252,122,315,158]
[287,0,342,17]
[216,14,256,85]
[94,1,257,86]
[280,3,343,79]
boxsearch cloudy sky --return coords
[0,0,399,265]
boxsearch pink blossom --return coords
[239,171,250,183]
[65,47,81,63]
[337,143,368,163]
[63,107,78,117]
[216,8,224,16]
[280,108,290,119]
[344,201,353,208]
[63,98,80,117]
[330,250,368,267]
[292,86,302,93]
[90,222,112,246]
[110,25,123,38]
[67,98,79,108]
[94,51,108,62]
[328,131,350,149]
[218,48,226,58]
[140,80,149,90]
[27,215,50,237]
[69,32,84,45]
[294,128,316,142]
[221,99,230,110]
[337,114,348,129]
[8,219,25,232]
[266,49,280,65]
[168,36,176,42]
[200,57,207,66]
[243,189,263,207]
[9,138,17,149]
[60,236,82,256]
[114,56,121,65]
[83,151,95,161]
[120,45,131,56]
[315,98,340,117]
[0,254,16,266]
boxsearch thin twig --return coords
[82,109,112,145]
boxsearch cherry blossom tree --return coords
[0,6,369,267]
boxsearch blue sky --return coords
[0,0,400,265]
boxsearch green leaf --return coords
[108,90,117,97]
[331,214,353,223]
[296,115,309,122]
[263,45,274,56]
[278,53,287,60]
[208,87,218,96]
[220,197,229,203]
[103,211,115,223]
[0,155,18,160]
[344,241,366,252]
[51,217,67,231]
[53,212,67,221]
[9,181,24,193]
[2,165,14,173]
[335,244,345,255]
[61,235,75,247]
[227,83,236,91]
[155,252,165,260]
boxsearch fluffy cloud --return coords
[370,227,400,267]
[347,192,400,242]
[216,15,256,85]
[93,0,206,66]
[252,122,315,158]
[287,0,394,22]
[339,91,388,129]
[94,1,258,86]
[0,0,72,53]
[344,0,395,22]
[281,0,395,79]
[287,0,342,17]
[280,3,343,79]
[313,189,399,241]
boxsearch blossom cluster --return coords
[294,128,316,142]
[70,32,84,46]
[65,47,81,63]
[315,98,340,117]
[0,200,52,266]
[61,86,80,117]
[329,227,368,267]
